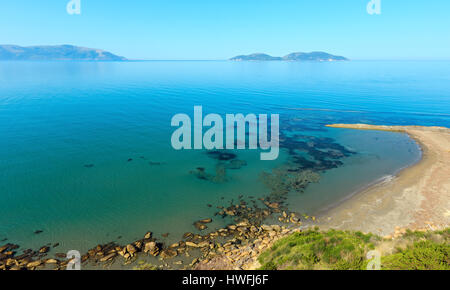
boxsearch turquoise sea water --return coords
[0,61,449,254]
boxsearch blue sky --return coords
[1,0,449,60]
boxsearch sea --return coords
[0,60,449,255]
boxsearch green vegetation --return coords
[132,260,158,270]
[258,227,449,270]
[381,228,450,270]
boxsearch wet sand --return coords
[318,124,450,236]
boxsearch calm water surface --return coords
[0,60,449,253]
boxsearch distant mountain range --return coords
[0,45,127,61]
[230,51,348,61]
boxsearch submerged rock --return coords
[45,258,59,264]
[191,167,213,180]
[186,241,199,248]
[0,243,17,253]
[183,232,194,240]
[266,202,280,209]
[194,222,208,231]
[39,246,50,254]
[190,165,228,183]
[225,159,247,170]
[260,169,320,195]
[144,242,160,256]
[26,260,43,269]
[99,253,116,262]
[126,244,137,256]
[160,249,177,259]
[206,151,237,161]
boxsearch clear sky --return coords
[1,0,449,60]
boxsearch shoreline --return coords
[315,140,423,218]
[317,124,450,237]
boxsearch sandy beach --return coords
[318,124,450,237]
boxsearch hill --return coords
[0,45,127,61]
[230,51,348,61]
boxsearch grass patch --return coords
[258,228,449,270]
[382,240,449,270]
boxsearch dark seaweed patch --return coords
[225,159,247,170]
[190,164,228,183]
[279,124,355,172]
[206,150,237,161]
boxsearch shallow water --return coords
[0,60,449,254]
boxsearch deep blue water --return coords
[0,60,448,253]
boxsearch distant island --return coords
[230,51,348,61]
[230,53,283,61]
[0,45,127,61]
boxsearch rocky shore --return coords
[0,194,313,270]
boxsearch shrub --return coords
[381,240,450,270]
[258,228,449,270]
[258,228,374,270]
